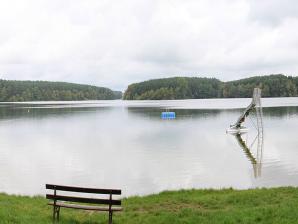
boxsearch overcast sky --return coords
[0,0,298,91]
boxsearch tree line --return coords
[0,80,122,101]
[123,74,298,100]
[1,74,297,101]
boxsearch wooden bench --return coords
[46,184,122,224]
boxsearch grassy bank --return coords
[1,187,298,223]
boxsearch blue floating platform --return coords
[161,112,176,119]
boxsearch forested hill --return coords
[123,74,298,100]
[0,80,122,101]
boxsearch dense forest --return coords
[0,80,122,101]
[123,74,298,100]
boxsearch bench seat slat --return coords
[46,194,121,205]
[46,184,121,195]
[48,202,123,212]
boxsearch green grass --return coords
[1,187,298,223]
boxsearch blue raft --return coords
[161,112,176,120]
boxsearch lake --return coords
[1,98,298,197]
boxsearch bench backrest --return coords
[46,184,121,206]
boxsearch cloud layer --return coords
[0,0,298,90]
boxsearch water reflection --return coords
[234,133,263,178]
[263,106,298,118]
[0,105,111,121]
[127,107,222,120]
[1,101,298,121]
[127,106,298,121]
[0,99,298,196]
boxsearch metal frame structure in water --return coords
[228,88,264,178]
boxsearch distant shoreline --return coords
[0,79,122,102]
[1,74,298,101]
[123,74,298,100]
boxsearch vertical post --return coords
[108,192,112,224]
[57,206,60,222]
[53,187,57,223]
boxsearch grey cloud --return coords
[249,0,298,25]
[0,0,298,91]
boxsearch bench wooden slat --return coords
[46,184,122,223]
[46,184,121,195]
[48,202,123,212]
[46,194,121,206]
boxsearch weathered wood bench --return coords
[46,184,122,224]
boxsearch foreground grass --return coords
[1,187,298,223]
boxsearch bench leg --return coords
[108,211,113,224]
[57,207,60,222]
[52,206,56,223]
[52,206,60,223]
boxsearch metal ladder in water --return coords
[254,88,264,177]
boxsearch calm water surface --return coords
[1,98,298,196]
